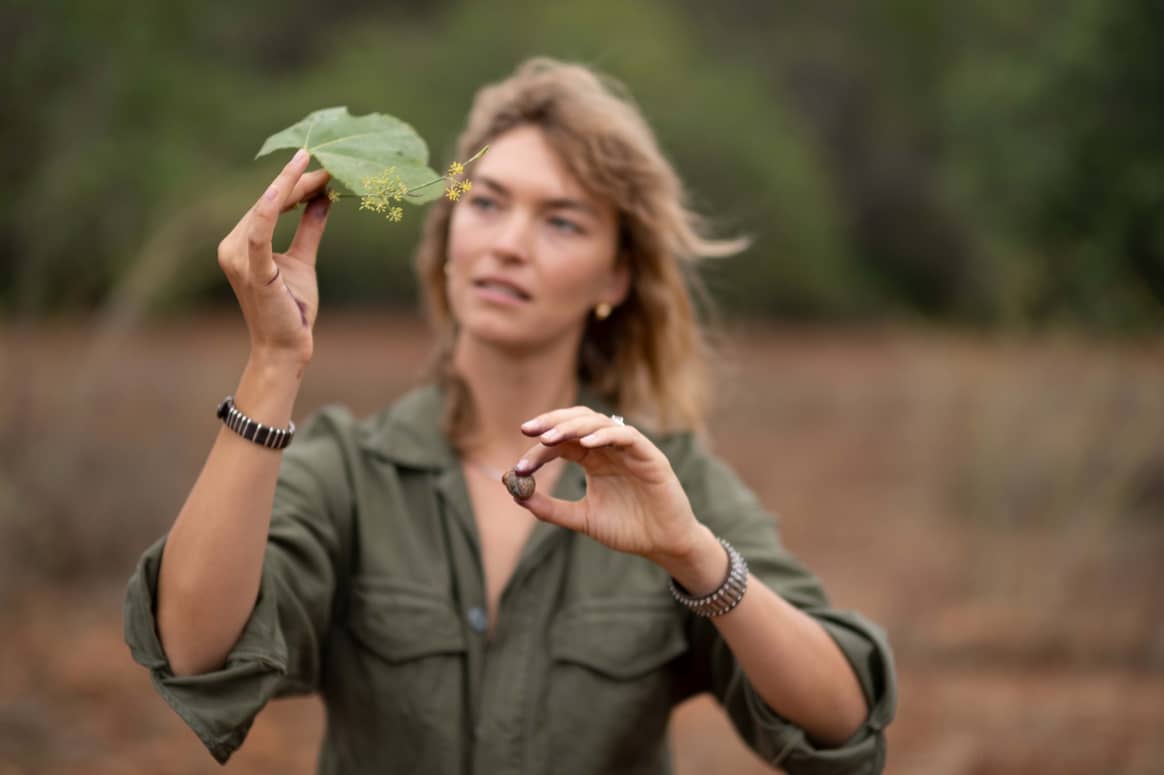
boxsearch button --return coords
[466,606,489,634]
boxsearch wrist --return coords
[216,395,296,450]
[234,356,304,429]
[652,524,727,597]
[247,348,310,376]
[668,538,749,618]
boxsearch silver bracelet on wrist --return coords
[668,537,749,617]
[216,395,296,450]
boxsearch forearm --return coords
[157,355,304,676]
[660,526,868,746]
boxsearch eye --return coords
[469,194,498,212]
[547,215,583,235]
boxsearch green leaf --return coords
[256,107,444,204]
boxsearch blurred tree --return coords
[2,0,1161,330]
[944,0,1164,328]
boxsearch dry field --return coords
[2,312,1162,774]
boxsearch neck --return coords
[452,330,583,468]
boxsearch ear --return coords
[601,258,631,308]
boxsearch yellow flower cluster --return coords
[445,161,473,202]
[359,167,410,218]
[342,147,487,223]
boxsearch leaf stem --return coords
[405,144,489,196]
[326,144,491,201]
[407,176,447,194]
[465,144,490,164]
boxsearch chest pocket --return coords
[345,577,468,748]
[550,600,688,678]
[545,600,688,771]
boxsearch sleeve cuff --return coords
[122,538,295,764]
[719,609,896,773]
[736,677,888,773]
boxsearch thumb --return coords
[516,491,587,534]
[287,194,331,265]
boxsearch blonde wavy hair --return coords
[414,57,747,442]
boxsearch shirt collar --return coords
[357,382,615,470]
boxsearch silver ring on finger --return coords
[610,414,625,426]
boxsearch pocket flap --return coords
[550,601,687,680]
[348,579,467,663]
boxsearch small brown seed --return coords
[502,468,535,499]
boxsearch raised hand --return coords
[511,407,706,566]
[216,149,331,368]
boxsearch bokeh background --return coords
[2,1,1162,773]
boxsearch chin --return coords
[458,312,579,356]
[456,310,527,343]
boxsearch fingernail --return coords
[521,419,539,431]
[515,458,531,473]
[540,429,559,442]
[292,149,308,163]
[264,184,280,201]
[580,433,597,444]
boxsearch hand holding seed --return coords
[510,406,708,564]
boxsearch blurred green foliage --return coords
[3,0,1161,329]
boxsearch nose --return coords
[490,209,534,264]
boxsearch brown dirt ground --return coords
[1,313,1162,774]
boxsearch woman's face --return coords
[445,124,628,352]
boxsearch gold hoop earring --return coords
[594,302,612,321]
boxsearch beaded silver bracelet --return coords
[668,537,749,617]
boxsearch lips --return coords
[472,275,531,301]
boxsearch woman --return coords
[125,58,895,774]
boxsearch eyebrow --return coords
[477,176,601,217]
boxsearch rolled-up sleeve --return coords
[123,405,356,764]
[670,432,897,774]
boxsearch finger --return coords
[248,149,311,278]
[515,416,643,474]
[223,163,324,244]
[520,405,601,436]
[280,169,331,213]
[578,424,638,450]
[514,490,588,533]
[286,193,331,265]
[576,424,658,465]
[514,440,571,475]
[536,413,617,446]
